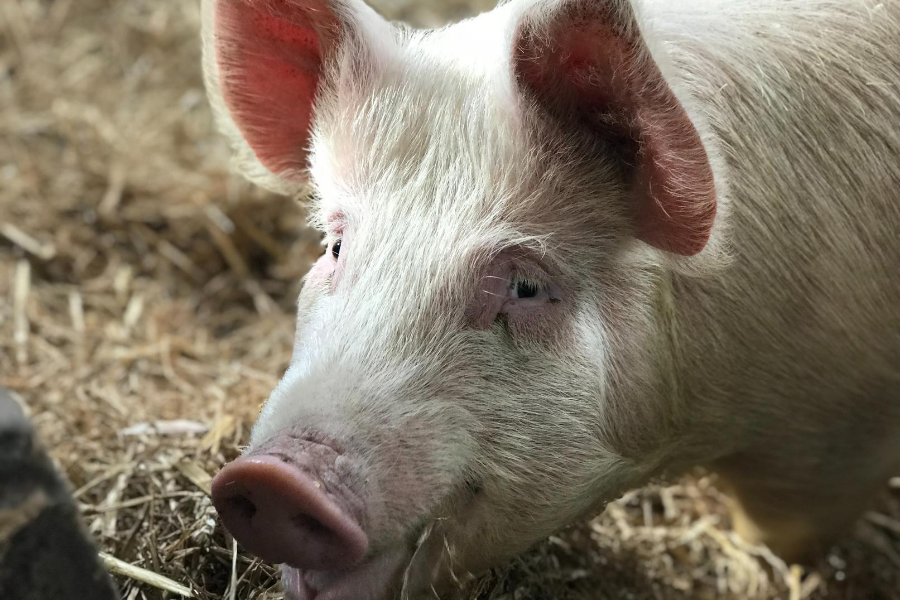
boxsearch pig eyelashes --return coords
[501,270,559,306]
[511,277,540,300]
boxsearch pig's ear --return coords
[201,0,384,193]
[513,0,718,256]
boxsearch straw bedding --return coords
[1,0,898,598]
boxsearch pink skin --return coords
[211,220,568,599]
[466,249,567,338]
[281,550,409,600]
[314,219,564,332]
[211,431,370,571]
[304,253,336,290]
[305,215,347,290]
[212,455,368,569]
[514,2,716,255]
[214,0,337,179]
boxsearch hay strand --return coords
[100,552,195,598]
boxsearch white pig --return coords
[202,0,900,598]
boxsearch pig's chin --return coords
[281,545,411,600]
[281,490,486,600]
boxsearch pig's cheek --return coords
[304,255,335,290]
[294,256,333,348]
[505,301,573,348]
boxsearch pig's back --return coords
[661,0,900,462]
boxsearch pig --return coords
[201,0,900,598]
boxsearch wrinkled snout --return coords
[211,453,368,571]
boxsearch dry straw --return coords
[0,0,897,598]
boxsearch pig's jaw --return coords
[281,492,488,600]
[281,546,410,600]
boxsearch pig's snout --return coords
[211,454,368,571]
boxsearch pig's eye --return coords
[513,279,539,300]
[331,240,342,259]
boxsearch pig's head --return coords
[202,0,727,597]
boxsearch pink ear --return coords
[213,0,342,180]
[514,1,717,256]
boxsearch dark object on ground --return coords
[0,388,120,600]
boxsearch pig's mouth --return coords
[280,545,411,600]
[280,520,474,599]
[280,486,485,600]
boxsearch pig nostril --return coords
[293,513,330,537]
[227,494,257,521]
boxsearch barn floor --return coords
[1,0,898,598]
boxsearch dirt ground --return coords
[1,0,898,599]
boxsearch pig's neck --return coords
[654,0,900,471]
